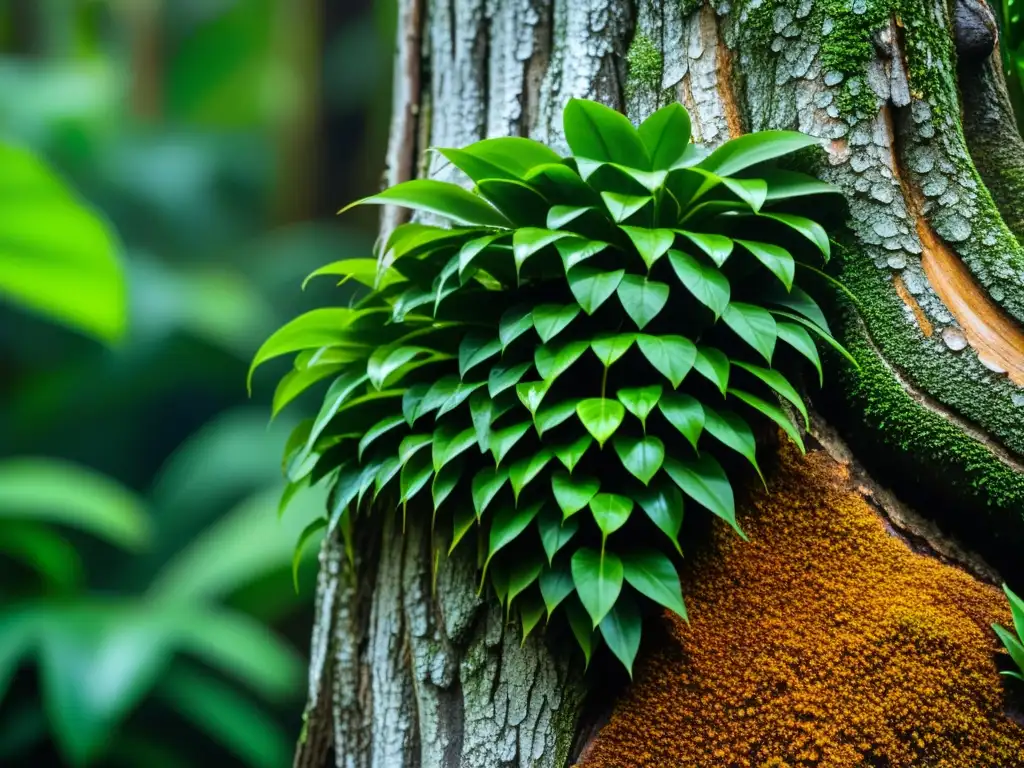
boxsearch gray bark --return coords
[295,0,1024,764]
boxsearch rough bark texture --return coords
[295,0,1024,764]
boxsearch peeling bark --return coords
[296,0,1024,764]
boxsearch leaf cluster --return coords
[994,584,1024,682]
[254,98,849,674]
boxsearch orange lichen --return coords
[578,442,1024,768]
[892,273,933,337]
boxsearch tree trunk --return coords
[295,0,1024,765]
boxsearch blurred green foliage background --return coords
[0,0,391,765]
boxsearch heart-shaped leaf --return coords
[668,250,730,318]
[613,436,665,485]
[538,508,580,563]
[556,238,609,270]
[675,230,733,267]
[702,405,763,483]
[539,560,576,616]
[534,340,590,381]
[737,239,795,290]
[551,470,600,518]
[663,455,742,538]
[550,434,593,472]
[620,226,675,269]
[506,555,544,605]
[509,450,553,501]
[548,205,598,231]
[513,228,574,275]
[722,302,777,363]
[598,591,642,676]
[571,547,624,627]
[658,393,704,451]
[616,275,669,330]
[589,493,634,547]
[590,333,636,367]
[535,399,583,437]
[532,304,580,343]
[568,267,625,315]
[472,466,509,518]
[516,380,551,415]
[616,385,663,430]
[600,191,652,223]
[636,335,696,388]
[576,398,625,447]
[638,102,692,170]
[635,482,685,554]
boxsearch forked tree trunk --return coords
[295,1,1024,765]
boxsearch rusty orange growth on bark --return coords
[578,442,1024,768]
[892,273,934,337]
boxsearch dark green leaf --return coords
[566,599,597,667]
[761,169,840,202]
[289,515,325,589]
[729,388,805,453]
[488,361,533,397]
[439,137,562,180]
[550,434,593,473]
[551,470,600,518]
[535,340,590,381]
[589,493,634,542]
[763,212,830,259]
[539,561,576,616]
[271,362,345,419]
[636,334,696,388]
[667,250,730,318]
[571,548,624,627]
[693,347,730,394]
[509,450,553,501]
[519,593,546,642]
[576,398,626,447]
[635,482,685,554]
[616,275,669,330]
[737,239,795,290]
[538,508,580,564]
[616,385,663,429]
[613,436,665,486]
[600,191,652,223]
[485,501,544,571]
[344,179,510,227]
[400,452,434,504]
[663,455,743,538]
[722,302,777,363]
[658,393,704,451]
[513,228,574,275]
[499,305,535,348]
[732,360,808,428]
[432,425,479,471]
[777,322,823,385]
[722,177,768,211]
[702,405,763,482]
[535,398,583,437]
[765,285,830,332]
[472,467,509,518]
[770,310,858,367]
[697,131,819,177]
[458,233,507,276]
[675,230,733,267]
[459,332,502,377]
[556,237,610,270]
[507,556,544,605]
[598,592,642,676]
[568,267,625,315]
[622,549,687,620]
[489,422,532,465]
[450,505,477,554]
[432,460,464,511]
[398,433,432,465]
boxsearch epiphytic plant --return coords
[252,98,850,674]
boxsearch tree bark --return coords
[295,0,1024,765]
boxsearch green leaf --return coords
[507,556,544,605]
[450,505,477,554]
[563,98,651,169]
[556,237,610,269]
[398,433,433,465]
[550,433,593,473]
[589,493,634,543]
[668,250,730,318]
[770,310,858,367]
[576,398,626,447]
[384,222,481,261]
[636,334,696,388]
[432,460,464,511]
[638,102,692,170]
[622,549,687,620]
[551,470,600,518]
[488,361,533,397]
[535,398,583,437]
[571,548,624,627]
[292,518,327,591]
[0,522,82,587]
[761,169,840,202]
[600,191,652,223]
[676,230,733,267]
[568,267,626,315]
[517,379,552,415]
[616,384,663,429]
[470,389,512,450]
[763,212,831,260]
[271,362,345,419]
[458,233,507,276]
[658,393,704,451]
[0,459,149,550]
[539,561,576,616]
[538,509,580,563]
[663,455,743,538]
[736,239,795,290]
[590,332,637,367]
[620,226,675,269]
[1004,585,1024,642]
[993,623,1024,678]
[509,450,553,501]
[459,332,502,377]
[765,285,831,333]
[598,592,642,676]
[635,482,685,554]
[613,436,665,486]
[374,457,402,499]
[722,177,768,211]
[432,425,478,471]
[777,322,823,385]
[476,178,551,228]
[367,345,440,390]
[697,130,819,177]
[616,275,669,330]
[722,302,777,363]
[532,304,581,344]
[472,466,509,518]
[304,371,372,449]
[702,405,763,483]
[344,179,510,227]
[499,305,535,348]
[519,593,546,642]
[548,204,594,230]
[535,340,590,381]
[303,258,398,290]
[438,137,562,180]
[566,599,597,667]
[248,308,372,389]
[489,422,532,465]
[0,143,126,342]
[729,388,805,453]
[513,228,574,275]
[732,360,809,428]
[485,501,544,573]
[693,346,730,394]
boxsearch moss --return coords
[625,33,663,102]
[579,443,1024,767]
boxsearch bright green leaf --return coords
[616,275,669,330]
[568,267,625,315]
[668,250,730,318]
[622,549,687,620]
[722,302,777,363]
[613,436,665,486]
[636,334,696,388]
[551,470,599,519]
[576,398,626,447]
[571,548,624,628]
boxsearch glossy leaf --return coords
[513,228,574,275]
[729,388,805,453]
[676,230,733,267]
[600,191,651,223]
[693,347,730,395]
[616,275,669,330]
[589,493,633,542]
[591,332,637,366]
[598,592,642,676]
[556,237,610,270]
[668,250,730,318]
[539,561,576,616]
[732,360,809,428]
[638,102,692,170]
[620,226,675,269]
[616,385,663,429]
[566,599,596,667]
[535,340,590,381]
[535,398,583,437]
[737,239,795,290]
[763,212,831,259]
[722,302,777,363]
[432,425,479,471]
[551,470,600,518]
[636,334,696,388]
[489,421,532,465]
[550,434,593,473]
[563,98,651,169]
[459,332,502,377]
[485,501,544,572]
[777,322,823,385]
[568,267,625,315]
[472,467,509,518]
[499,305,535,348]
[516,379,552,415]
[532,304,581,343]
[538,509,579,564]
[635,482,685,554]
[488,361,533,398]
[702,406,763,482]
[509,450,553,501]
[345,179,510,227]
[613,436,665,486]
[576,398,626,447]
[622,549,687,620]
[571,548,624,627]
[697,131,819,177]
[663,455,743,538]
